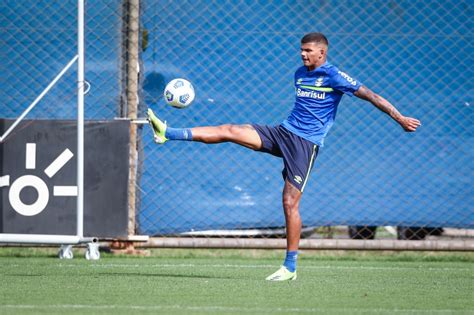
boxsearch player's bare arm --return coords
[354,85,421,132]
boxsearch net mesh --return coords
[1,1,472,242]
[0,0,122,120]
[137,0,473,240]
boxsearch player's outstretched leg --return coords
[147,108,262,149]
[147,108,168,144]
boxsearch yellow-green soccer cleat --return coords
[265,266,297,281]
[147,108,168,144]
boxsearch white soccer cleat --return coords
[265,266,297,281]
[147,108,168,144]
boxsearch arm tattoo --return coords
[355,86,402,122]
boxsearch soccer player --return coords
[147,32,421,281]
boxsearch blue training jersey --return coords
[281,61,362,146]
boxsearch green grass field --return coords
[0,248,473,315]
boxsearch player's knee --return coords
[228,124,241,136]
[282,194,299,215]
[222,124,243,140]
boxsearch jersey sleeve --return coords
[329,68,362,96]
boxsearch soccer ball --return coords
[163,78,195,108]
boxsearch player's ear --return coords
[319,48,326,58]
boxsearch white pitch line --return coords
[53,186,78,196]
[0,304,470,314]
[25,143,36,169]
[44,149,73,178]
[54,263,472,272]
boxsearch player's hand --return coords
[399,116,421,132]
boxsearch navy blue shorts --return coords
[252,124,319,192]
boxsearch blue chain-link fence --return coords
[138,0,473,238]
[1,1,472,241]
[0,0,122,120]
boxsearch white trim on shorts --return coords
[301,144,318,193]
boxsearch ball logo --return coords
[165,90,174,102]
[179,94,190,104]
[0,143,77,216]
[173,80,184,89]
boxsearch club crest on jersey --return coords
[315,76,324,87]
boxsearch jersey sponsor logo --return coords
[296,88,326,100]
[337,71,357,86]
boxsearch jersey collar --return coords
[306,61,329,73]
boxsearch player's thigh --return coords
[282,139,318,193]
[226,124,262,150]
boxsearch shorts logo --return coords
[294,175,303,184]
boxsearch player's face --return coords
[301,42,327,70]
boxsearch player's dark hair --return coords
[301,32,329,46]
